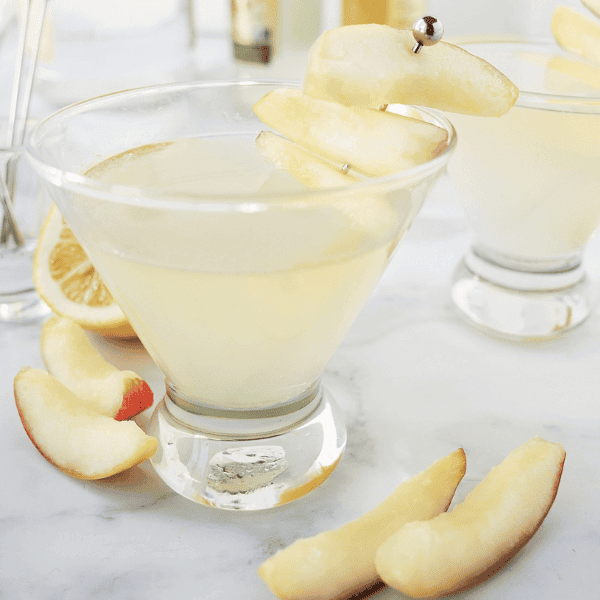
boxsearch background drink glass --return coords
[24,80,455,509]
[0,118,51,322]
[448,39,600,340]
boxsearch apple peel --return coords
[258,448,466,600]
[375,436,566,599]
[41,316,153,420]
[14,368,158,480]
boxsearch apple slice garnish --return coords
[375,436,566,599]
[253,88,449,178]
[41,316,153,420]
[258,448,466,600]
[14,367,158,480]
[303,24,518,116]
[583,0,600,19]
[552,6,600,64]
[256,130,361,188]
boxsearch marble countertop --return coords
[2,2,600,595]
[2,175,600,599]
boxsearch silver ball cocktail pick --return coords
[412,16,444,54]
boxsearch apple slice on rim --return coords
[256,130,361,189]
[375,436,566,599]
[41,316,154,420]
[303,24,519,116]
[254,88,449,178]
[583,0,600,19]
[258,448,466,600]
[552,6,600,64]
[14,368,158,480]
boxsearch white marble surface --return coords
[2,175,600,599]
[2,2,600,597]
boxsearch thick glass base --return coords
[0,289,51,322]
[147,384,346,510]
[451,246,591,341]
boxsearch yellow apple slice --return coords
[256,130,361,188]
[258,448,466,600]
[552,6,600,64]
[14,367,158,480]
[256,130,402,233]
[375,436,566,599]
[41,316,154,420]
[254,89,449,178]
[582,0,600,20]
[303,24,518,116]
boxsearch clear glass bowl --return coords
[24,80,456,509]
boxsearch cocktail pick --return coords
[412,16,444,54]
[1,0,48,248]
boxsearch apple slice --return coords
[256,130,361,188]
[254,88,449,178]
[375,436,566,599]
[303,24,518,116]
[258,448,466,600]
[582,0,600,20]
[41,316,153,420]
[14,368,158,480]
[552,6,600,64]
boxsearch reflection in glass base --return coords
[147,385,346,510]
[451,246,591,341]
[0,289,51,322]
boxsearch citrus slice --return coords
[33,204,135,338]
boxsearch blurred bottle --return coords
[231,0,279,65]
[387,0,427,29]
[231,0,322,80]
[342,0,428,28]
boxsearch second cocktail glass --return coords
[25,81,456,509]
[449,39,600,340]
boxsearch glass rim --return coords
[448,35,600,112]
[24,79,457,212]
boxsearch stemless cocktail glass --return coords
[449,38,600,340]
[24,81,455,509]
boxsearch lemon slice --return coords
[33,204,135,338]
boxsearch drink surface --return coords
[79,136,406,409]
[448,42,600,259]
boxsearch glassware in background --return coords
[342,0,427,27]
[231,0,323,79]
[31,0,196,107]
[22,80,455,508]
[0,118,51,322]
[448,39,600,340]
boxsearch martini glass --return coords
[22,81,455,509]
[448,38,600,340]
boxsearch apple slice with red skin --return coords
[375,436,566,598]
[14,368,158,480]
[41,316,153,420]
